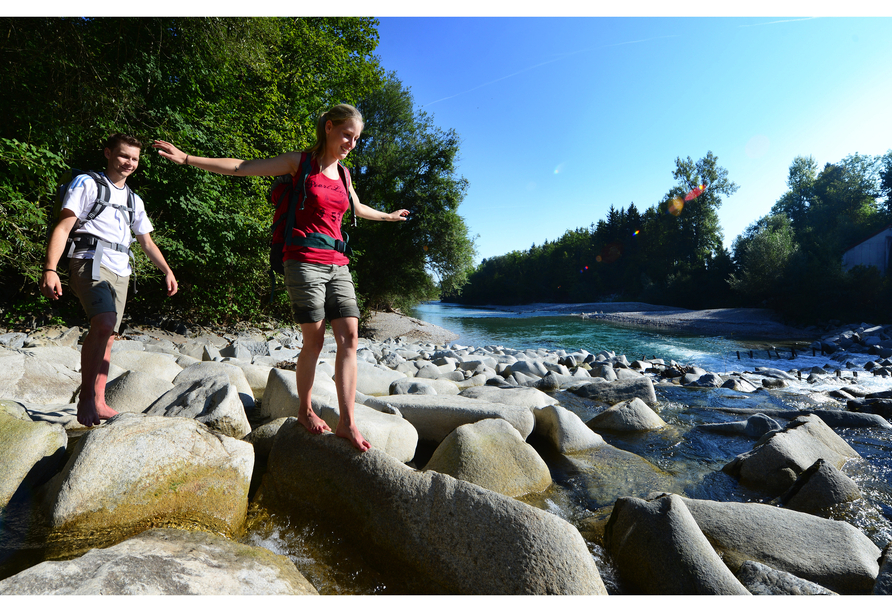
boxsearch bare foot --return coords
[336,422,371,452]
[77,401,118,427]
[297,409,332,435]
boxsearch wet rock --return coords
[697,413,781,439]
[736,560,838,595]
[587,397,666,432]
[681,496,880,594]
[255,419,606,595]
[722,414,861,494]
[570,377,658,406]
[875,542,892,595]
[0,410,67,509]
[779,458,861,514]
[37,413,253,555]
[604,494,750,595]
[559,445,674,508]
[424,418,551,497]
[532,404,605,453]
[0,528,316,595]
[145,374,251,439]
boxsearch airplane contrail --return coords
[422,34,681,107]
[738,17,818,27]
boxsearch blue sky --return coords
[371,15,892,264]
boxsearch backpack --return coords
[267,152,356,300]
[51,169,137,281]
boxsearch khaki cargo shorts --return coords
[69,258,129,332]
[283,260,360,324]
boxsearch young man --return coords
[40,134,178,427]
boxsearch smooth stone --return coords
[736,560,838,595]
[876,543,892,595]
[242,417,290,462]
[696,413,781,438]
[681,496,881,594]
[779,458,862,513]
[531,404,605,453]
[363,394,535,445]
[722,414,861,494]
[255,420,606,595]
[110,349,183,383]
[570,377,658,406]
[0,528,317,595]
[104,369,175,414]
[173,361,256,409]
[0,411,67,508]
[604,494,750,595]
[0,346,80,405]
[390,379,438,395]
[424,418,552,497]
[37,413,253,555]
[459,385,555,409]
[145,374,251,439]
[355,360,407,396]
[587,397,667,432]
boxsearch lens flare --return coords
[684,184,706,202]
[669,196,684,216]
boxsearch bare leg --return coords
[331,316,370,452]
[295,321,331,434]
[77,311,119,427]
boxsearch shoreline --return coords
[430,302,815,342]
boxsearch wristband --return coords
[184,155,190,166]
[44,269,57,273]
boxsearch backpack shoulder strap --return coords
[338,162,357,227]
[83,171,111,222]
[282,152,316,246]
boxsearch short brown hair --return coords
[104,133,143,151]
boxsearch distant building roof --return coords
[842,225,892,275]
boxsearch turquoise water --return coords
[410,302,806,375]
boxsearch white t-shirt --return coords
[63,172,154,277]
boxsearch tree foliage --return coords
[350,76,476,311]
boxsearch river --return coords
[244,301,892,593]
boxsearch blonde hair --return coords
[307,104,364,159]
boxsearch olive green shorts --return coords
[69,258,129,332]
[283,260,360,324]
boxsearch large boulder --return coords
[355,360,407,396]
[423,418,551,497]
[531,404,605,453]
[262,370,417,462]
[587,398,666,432]
[0,346,80,404]
[680,496,881,594]
[570,377,658,406]
[459,385,555,409]
[173,361,255,409]
[604,494,750,595]
[722,414,861,494]
[0,528,317,595]
[697,413,781,438]
[110,350,183,383]
[144,374,251,439]
[37,413,254,555]
[363,394,535,445]
[779,458,862,514]
[876,543,892,595]
[104,369,175,414]
[0,409,67,509]
[255,419,606,595]
[736,560,838,595]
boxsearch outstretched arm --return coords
[152,140,302,178]
[350,184,409,222]
[135,233,178,296]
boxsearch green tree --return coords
[771,155,818,231]
[0,17,383,325]
[729,214,801,305]
[350,76,476,311]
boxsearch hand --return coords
[40,270,63,300]
[164,271,179,297]
[390,209,410,221]
[152,140,189,165]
